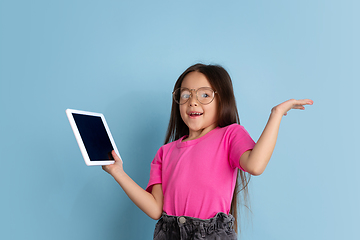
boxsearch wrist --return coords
[270,106,284,117]
[111,167,127,179]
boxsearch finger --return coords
[296,99,313,105]
[292,105,306,110]
[102,165,109,172]
[111,150,122,161]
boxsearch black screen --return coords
[72,113,114,161]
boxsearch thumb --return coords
[111,150,123,162]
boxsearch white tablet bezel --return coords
[66,109,121,166]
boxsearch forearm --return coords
[240,99,312,175]
[244,109,283,175]
[111,170,163,220]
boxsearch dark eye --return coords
[201,93,210,98]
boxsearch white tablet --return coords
[66,109,121,166]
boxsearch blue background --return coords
[0,0,359,239]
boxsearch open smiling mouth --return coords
[189,112,203,117]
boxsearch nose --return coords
[188,92,198,106]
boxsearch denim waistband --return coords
[160,212,235,234]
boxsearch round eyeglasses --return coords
[172,87,217,105]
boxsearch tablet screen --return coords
[72,113,114,161]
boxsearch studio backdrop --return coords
[0,0,359,239]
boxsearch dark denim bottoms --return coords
[153,212,237,240]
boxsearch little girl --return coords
[103,63,313,240]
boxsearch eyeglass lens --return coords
[173,87,215,105]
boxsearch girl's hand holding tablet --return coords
[102,150,123,175]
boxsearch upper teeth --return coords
[191,112,201,115]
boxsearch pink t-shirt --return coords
[146,124,255,219]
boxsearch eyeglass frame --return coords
[172,87,217,105]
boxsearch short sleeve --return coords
[145,147,163,193]
[228,124,256,171]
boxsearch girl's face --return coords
[179,71,218,140]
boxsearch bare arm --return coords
[240,99,313,176]
[103,151,163,220]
